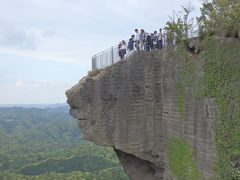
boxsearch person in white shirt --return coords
[120,40,127,60]
[163,28,168,47]
[153,31,158,49]
[134,29,140,51]
[157,28,163,49]
[139,29,146,51]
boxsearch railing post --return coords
[100,55,103,69]
[92,55,96,70]
[111,46,114,64]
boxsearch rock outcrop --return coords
[66,49,218,179]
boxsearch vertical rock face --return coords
[66,50,218,180]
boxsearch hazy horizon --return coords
[0,102,68,108]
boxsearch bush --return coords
[198,0,240,38]
[165,3,196,44]
[88,69,101,77]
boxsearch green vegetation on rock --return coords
[201,37,240,179]
[198,0,240,38]
[175,36,240,179]
[88,69,101,77]
[167,137,200,180]
[176,59,198,116]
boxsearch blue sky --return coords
[0,0,201,104]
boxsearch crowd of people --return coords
[118,28,170,60]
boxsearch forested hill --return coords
[0,107,128,179]
[0,107,80,147]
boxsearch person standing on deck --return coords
[139,29,146,51]
[145,33,152,51]
[134,29,140,51]
[118,41,122,59]
[121,40,127,59]
[152,31,158,50]
[157,28,163,49]
[127,35,135,57]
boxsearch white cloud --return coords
[41,30,57,38]
[0,47,83,64]
[14,80,24,88]
[0,80,71,104]
[0,19,40,50]
[14,79,49,88]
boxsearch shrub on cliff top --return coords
[165,2,195,43]
[198,0,240,38]
[88,69,101,77]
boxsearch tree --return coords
[165,2,195,43]
[198,0,240,38]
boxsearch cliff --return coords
[66,36,240,180]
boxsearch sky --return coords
[0,0,202,104]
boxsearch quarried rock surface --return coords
[66,49,218,180]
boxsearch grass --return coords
[167,137,200,180]
[175,36,240,179]
[175,46,198,117]
[201,36,240,179]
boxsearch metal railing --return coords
[92,31,198,70]
[92,44,121,70]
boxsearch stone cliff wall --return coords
[66,46,219,179]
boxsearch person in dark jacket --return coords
[118,41,123,59]
[127,35,135,58]
[145,33,152,51]
[128,35,135,51]
[150,33,154,50]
